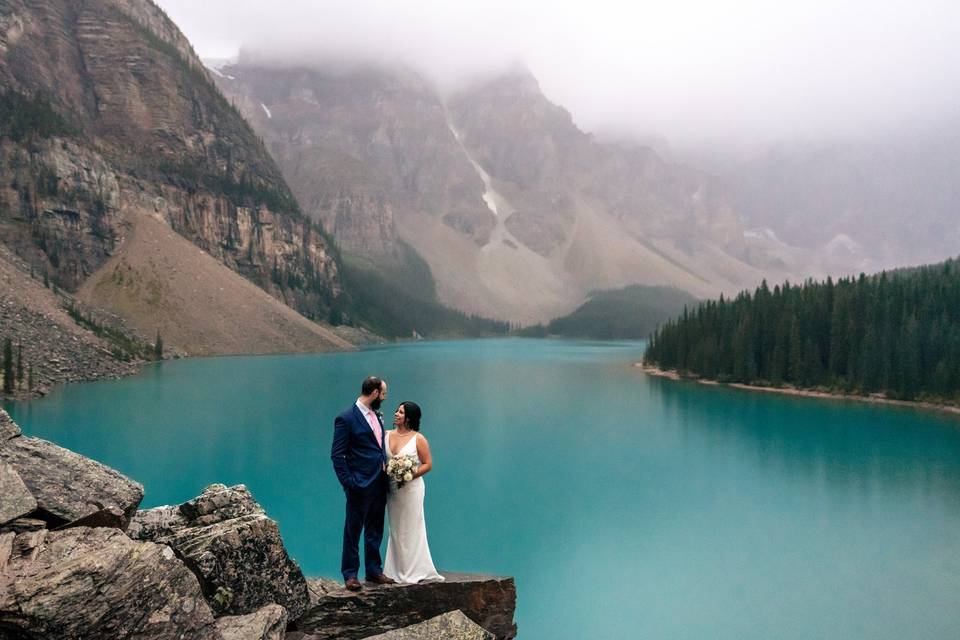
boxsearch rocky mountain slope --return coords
[0,242,140,396]
[214,60,795,323]
[0,0,350,359]
[717,122,960,273]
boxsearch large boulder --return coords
[0,526,221,639]
[0,411,19,443]
[129,484,309,619]
[365,610,494,639]
[0,460,36,525]
[0,430,144,528]
[215,603,288,640]
[291,574,517,640]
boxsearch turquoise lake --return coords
[7,339,960,638]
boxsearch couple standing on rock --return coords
[331,376,444,591]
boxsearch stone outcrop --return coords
[129,484,310,619]
[215,603,288,640]
[0,428,143,527]
[291,574,517,640]
[0,412,517,640]
[0,527,221,639]
[365,610,494,640]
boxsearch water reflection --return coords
[648,375,960,507]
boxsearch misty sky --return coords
[156,0,960,149]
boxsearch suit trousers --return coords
[341,475,387,580]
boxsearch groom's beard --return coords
[370,397,382,412]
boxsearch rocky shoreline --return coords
[639,363,960,417]
[0,409,516,639]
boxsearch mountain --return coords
[212,59,794,324]
[0,0,352,356]
[520,285,698,339]
[711,122,960,273]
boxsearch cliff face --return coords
[217,61,794,323]
[214,64,494,259]
[0,0,345,342]
[446,69,756,270]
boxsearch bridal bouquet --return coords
[386,454,419,489]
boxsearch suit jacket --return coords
[331,403,387,491]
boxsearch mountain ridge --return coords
[0,0,354,367]
[212,59,801,324]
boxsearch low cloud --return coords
[158,0,960,148]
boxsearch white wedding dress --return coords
[383,431,444,584]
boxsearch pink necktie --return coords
[367,411,382,447]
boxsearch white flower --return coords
[403,472,413,482]
[403,458,413,469]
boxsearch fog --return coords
[156,0,960,149]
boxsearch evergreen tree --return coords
[2,338,13,395]
[643,256,960,403]
[154,331,164,360]
[16,342,23,389]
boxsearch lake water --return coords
[7,339,960,638]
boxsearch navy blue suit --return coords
[331,403,388,580]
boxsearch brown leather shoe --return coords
[366,573,396,585]
[344,577,362,591]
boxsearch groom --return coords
[331,376,396,590]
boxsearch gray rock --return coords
[0,519,46,536]
[0,411,19,442]
[0,435,143,527]
[126,502,189,540]
[0,460,36,525]
[130,484,309,619]
[0,533,13,573]
[0,526,221,639]
[180,483,265,524]
[215,603,288,640]
[366,610,494,640]
[292,574,517,639]
[5,528,50,571]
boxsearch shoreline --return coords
[637,363,960,417]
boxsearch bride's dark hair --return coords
[400,401,422,431]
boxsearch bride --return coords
[383,401,444,584]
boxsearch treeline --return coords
[65,302,163,362]
[644,258,960,402]
[0,90,75,142]
[1,338,33,395]
[520,285,697,339]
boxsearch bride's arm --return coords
[414,434,433,478]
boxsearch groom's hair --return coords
[361,376,384,397]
